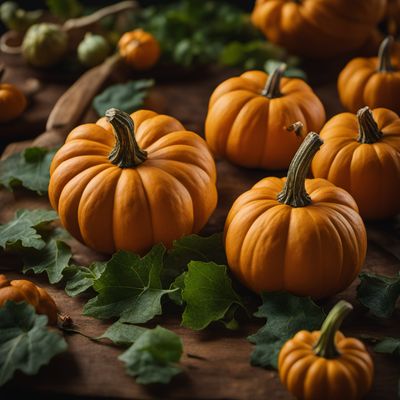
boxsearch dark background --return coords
[2,0,254,11]
[0,0,255,34]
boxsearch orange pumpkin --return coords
[338,37,400,114]
[118,29,160,70]
[205,64,325,170]
[224,132,367,299]
[251,0,386,58]
[312,107,400,220]
[49,108,217,255]
[279,300,374,400]
[0,66,27,123]
[0,274,58,325]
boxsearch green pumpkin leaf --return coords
[100,321,147,346]
[65,261,106,297]
[181,261,245,330]
[0,209,58,250]
[0,147,57,195]
[92,80,154,117]
[163,232,226,285]
[168,272,185,306]
[23,239,72,284]
[357,272,400,318]
[119,326,183,385]
[249,292,325,369]
[83,244,175,324]
[0,301,67,386]
[374,337,400,357]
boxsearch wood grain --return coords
[0,58,399,400]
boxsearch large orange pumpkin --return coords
[0,275,58,325]
[251,0,386,58]
[338,37,400,114]
[312,106,400,220]
[0,66,27,123]
[49,108,217,255]
[118,29,160,70]
[224,132,367,299]
[205,65,325,170]
[279,300,374,400]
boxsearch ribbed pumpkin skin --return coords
[224,178,366,299]
[279,330,374,400]
[0,83,27,123]
[49,110,217,255]
[205,70,325,170]
[251,0,386,58]
[0,275,58,324]
[118,29,160,70]
[338,52,400,114]
[312,108,400,220]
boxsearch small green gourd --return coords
[0,1,42,32]
[22,23,68,67]
[77,33,110,68]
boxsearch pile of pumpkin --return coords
[2,0,400,398]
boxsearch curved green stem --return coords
[357,106,382,144]
[277,132,323,207]
[106,108,147,168]
[314,300,353,359]
[262,63,286,99]
[378,36,394,72]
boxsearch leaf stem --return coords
[57,313,119,346]
[313,300,353,359]
[277,132,323,207]
[106,108,147,168]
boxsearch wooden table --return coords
[0,54,399,400]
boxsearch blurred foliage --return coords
[46,0,83,20]
[123,0,294,69]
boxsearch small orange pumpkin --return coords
[251,0,386,58]
[338,37,400,114]
[279,300,374,400]
[0,66,27,123]
[49,108,217,255]
[0,274,58,325]
[205,64,325,170]
[118,29,160,70]
[224,132,367,299]
[312,106,400,220]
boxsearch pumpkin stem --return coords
[378,36,394,72]
[106,108,147,168]
[262,63,286,98]
[286,121,304,137]
[314,300,353,359]
[277,132,323,207]
[357,106,383,144]
[0,64,5,82]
